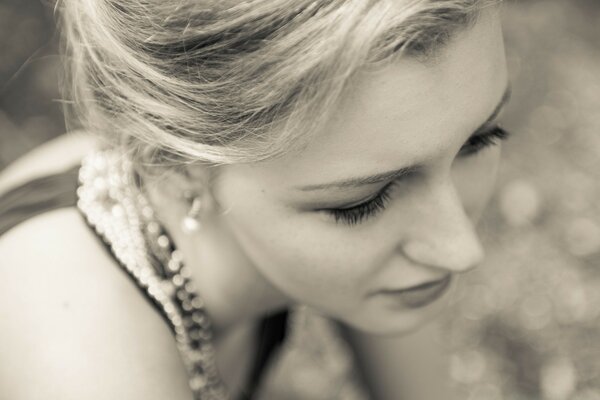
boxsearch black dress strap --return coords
[0,165,288,399]
[0,166,80,236]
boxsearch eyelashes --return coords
[458,125,510,157]
[327,181,396,225]
[324,125,511,226]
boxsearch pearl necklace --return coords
[77,150,229,400]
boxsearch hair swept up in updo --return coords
[59,0,499,174]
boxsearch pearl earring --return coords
[181,196,202,234]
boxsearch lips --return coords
[376,274,453,309]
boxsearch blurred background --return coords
[0,0,599,399]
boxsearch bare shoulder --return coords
[0,131,99,194]
[0,209,193,400]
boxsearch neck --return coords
[146,184,291,335]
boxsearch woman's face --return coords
[211,9,509,334]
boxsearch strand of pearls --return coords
[77,150,228,400]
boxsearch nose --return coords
[401,180,484,273]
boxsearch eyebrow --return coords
[296,85,512,192]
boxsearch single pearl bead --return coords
[181,216,200,234]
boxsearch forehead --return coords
[233,9,506,187]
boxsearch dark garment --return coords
[0,166,80,236]
[0,165,288,400]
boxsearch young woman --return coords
[0,0,510,399]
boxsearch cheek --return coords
[452,147,501,220]
[222,199,383,312]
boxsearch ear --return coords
[143,163,201,199]
[182,164,215,189]
[144,163,222,216]
[179,164,221,213]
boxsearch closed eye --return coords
[320,125,511,227]
[458,125,511,157]
[322,181,397,226]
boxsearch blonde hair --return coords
[59,0,498,173]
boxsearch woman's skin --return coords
[153,7,509,339]
[0,6,509,400]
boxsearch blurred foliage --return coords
[1,0,599,399]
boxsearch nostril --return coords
[403,240,433,264]
[463,238,485,270]
[458,256,481,273]
[448,244,484,272]
[402,239,484,273]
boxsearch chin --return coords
[358,313,441,337]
